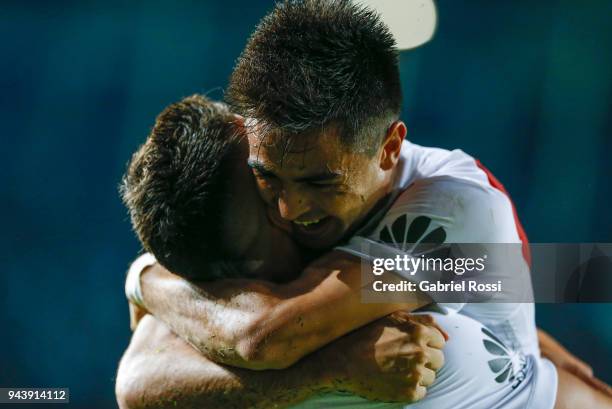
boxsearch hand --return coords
[330,311,446,402]
[539,329,612,397]
[541,348,612,397]
[129,301,148,331]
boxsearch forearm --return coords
[138,264,271,367]
[116,315,335,409]
[240,252,431,367]
[137,252,428,369]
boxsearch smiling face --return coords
[222,133,303,280]
[225,0,405,249]
[246,122,405,249]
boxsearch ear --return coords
[232,114,246,128]
[379,121,406,171]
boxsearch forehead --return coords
[246,123,354,174]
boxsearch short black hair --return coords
[227,0,402,153]
[121,95,240,279]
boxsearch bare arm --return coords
[116,315,331,409]
[137,250,432,369]
[116,313,445,409]
[538,329,612,397]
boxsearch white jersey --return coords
[315,141,557,408]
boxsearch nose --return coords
[277,185,310,221]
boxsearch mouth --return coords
[266,207,340,246]
[293,218,323,227]
[292,216,333,236]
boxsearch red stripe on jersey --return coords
[474,159,532,267]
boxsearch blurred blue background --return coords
[1,1,610,407]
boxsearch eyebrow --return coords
[247,160,343,183]
[247,160,275,175]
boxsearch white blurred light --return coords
[357,0,437,50]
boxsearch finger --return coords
[406,384,427,402]
[409,315,448,346]
[413,315,449,341]
[418,365,436,386]
[582,376,612,398]
[400,349,426,366]
[425,346,445,371]
[410,314,434,324]
[390,310,413,324]
[576,359,593,376]
[565,359,593,378]
[424,325,446,349]
[566,362,594,384]
[430,320,449,341]
[566,363,612,397]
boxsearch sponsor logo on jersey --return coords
[481,327,527,389]
[379,215,446,251]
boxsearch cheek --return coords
[350,166,382,197]
[315,193,359,219]
[321,181,374,220]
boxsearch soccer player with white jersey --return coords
[339,141,542,357]
[324,141,556,408]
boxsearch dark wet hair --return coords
[121,95,240,279]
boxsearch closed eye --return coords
[253,169,277,180]
[308,181,335,187]
[307,181,345,192]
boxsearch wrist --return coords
[125,253,157,308]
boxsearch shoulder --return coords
[381,175,521,244]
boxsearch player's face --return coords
[246,124,391,249]
[222,134,302,279]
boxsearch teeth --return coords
[294,219,321,227]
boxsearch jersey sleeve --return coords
[336,176,534,320]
